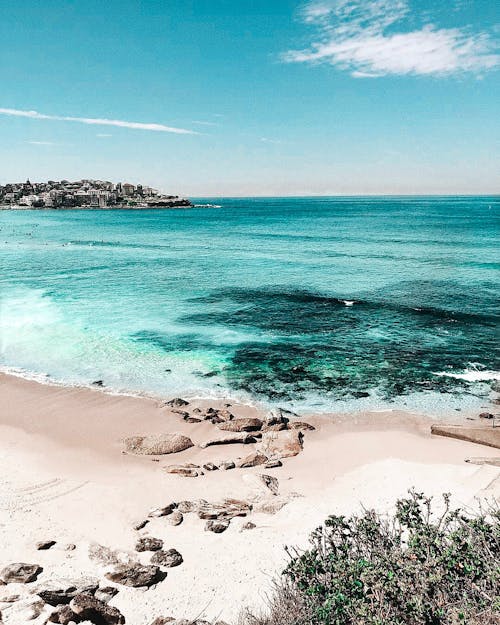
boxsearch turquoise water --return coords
[1,196,499,414]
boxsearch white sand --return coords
[0,373,499,624]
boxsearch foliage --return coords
[242,492,499,625]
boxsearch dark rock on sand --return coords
[38,577,99,605]
[151,549,183,567]
[205,519,230,533]
[94,586,119,604]
[165,464,200,477]
[199,433,256,448]
[241,521,256,531]
[288,421,315,431]
[166,510,184,526]
[264,459,282,468]
[203,462,219,471]
[258,474,279,495]
[124,433,194,455]
[165,398,189,407]
[219,460,236,470]
[148,503,177,518]
[135,537,163,552]
[479,412,495,419]
[218,418,263,432]
[70,593,125,624]
[0,563,42,584]
[36,540,56,550]
[133,519,149,531]
[46,605,79,624]
[105,563,164,587]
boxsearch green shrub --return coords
[242,492,499,625]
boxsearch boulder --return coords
[203,462,219,471]
[0,563,42,584]
[135,537,163,552]
[124,433,193,455]
[479,412,495,419]
[70,593,125,624]
[150,549,183,568]
[262,410,289,432]
[219,460,235,470]
[166,511,184,526]
[218,418,262,432]
[199,433,256,448]
[205,520,229,533]
[258,430,303,458]
[46,605,79,624]
[105,563,164,587]
[165,398,189,407]
[148,503,176,518]
[36,540,56,550]
[37,577,99,606]
[238,452,268,468]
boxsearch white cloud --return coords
[96,133,112,137]
[0,108,199,134]
[192,120,220,126]
[285,0,499,77]
[27,140,56,145]
[261,137,282,144]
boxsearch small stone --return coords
[165,465,199,477]
[205,519,230,533]
[238,452,268,468]
[185,417,201,423]
[63,544,76,551]
[241,522,256,531]
[258,473,279,495]
[203,462,219,471]
[135,537,163,552]
[36,540,56,550]
[288,421,315,431]
[133,519,149,531]
[148,503,176,518]
[150,549,183,567]
[92,380,104,387]
[0,563,42,584]
[264,459,282,468]
[166,511,184,526]
[94,586,119,604]
[165,398,189,407]
[479,412,495,419]
[219,460,235,470]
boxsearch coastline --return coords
[1,372,499,624]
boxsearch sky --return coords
[0,0,499,196]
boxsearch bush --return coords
[242,492,499,625]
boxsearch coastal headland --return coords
[0,372,498,624]
[0,179,192,209]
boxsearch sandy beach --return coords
[1,372,499,624]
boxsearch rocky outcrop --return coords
[124,433,194,455]
[0,563,42,584]
[105,563,164,587]
[258,429,303,458]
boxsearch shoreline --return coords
[1,372,499,624]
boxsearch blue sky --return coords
[0,0,498,196]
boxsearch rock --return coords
[199,433,256,448]
[0,563,42,584]
[63,544,76,551]
[258,474,279,495]
[264,459,282,468]
[479,412,495,419]
[133,519,149,531]
[94,586,119,604]
[70,593,125,624]
[88,544,136,567]
[238,452,268,468]
[124,433,194,455]
[197,499,252,521]
[171,410,190,418]
[36,540,56,550]
[241,522,256,531]
[205,519,229,533]
[166,511,184,526]
[464,457,500,467]
[431,425,500,449]
[165,464,200,477]
[92,380,104,387]
[150,549,183,568]
[46,604,79,624]
[218,418,262,432]
[192,408,202,414]
[37,577,99,606]
[262,410,289,432]
[203,462,219,471]
[176,499,209,513]
[219,460,235,470]
[258,430,303,458]
[185,417,201,423]
[288,421,315,431]
[165,398,189,407]
[105,563,164,587]
[148,503,176,518]
[135,537,163,552]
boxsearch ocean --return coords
[1,196,499,415]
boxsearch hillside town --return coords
[0,179,192,208]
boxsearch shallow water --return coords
[1,196,498,414]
